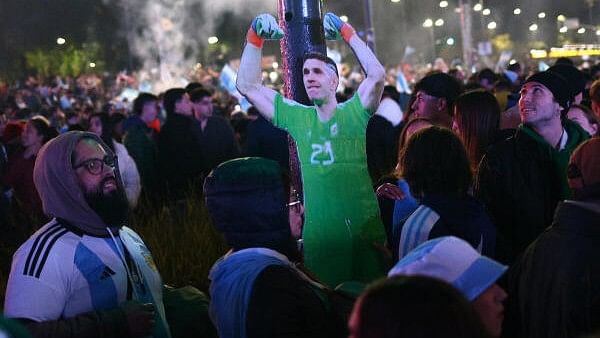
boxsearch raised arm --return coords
[236,14,283,121]
[324,13,385,113]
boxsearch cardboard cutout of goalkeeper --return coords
[236,13,386,287]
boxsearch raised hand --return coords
[247,14,284,48]
[323,12,356,43]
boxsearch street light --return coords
[446,37,455,45]
[557,14,566,22]
[439,1,448,8]
[56,37,66,45]
[340,15,349,22]
[577,27,586,34]
[513,8,521,15]
[538,12,546,19]
[482,8,491,16]
[596,30,600,36]
[559,26,568,33]
[473,3,483,11]
[487,21,497,30]
[89,62,96,68]
[391,0,400,3]
[207,36,219,44]
[529,23,538,31]
[435,19,444,27]
[422,19,435,63]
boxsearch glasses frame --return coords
[73,154,116,175]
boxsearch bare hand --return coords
[376,183,405,200]
[121,301,155,337]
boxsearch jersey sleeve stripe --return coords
[25,225,65,277]
[23,223,60,275]
[34,229,69,278]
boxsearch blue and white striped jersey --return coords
[4,219,130,320]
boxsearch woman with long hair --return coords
[88,113,141,207]
[395,126,496,260]
[452,90,502,173]
[375,117,433,257]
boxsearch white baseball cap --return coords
[388,236,507,301]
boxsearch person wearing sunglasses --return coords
[4,131,171,338]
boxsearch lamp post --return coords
[277,0,327,202]
[422,18,434,62]
[423,18,444,63]
[363,0,376,52]
[458,0,474,71]
[277,0,326,104]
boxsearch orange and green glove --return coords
[247,14,284,48]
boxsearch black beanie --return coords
[524,71,573,110]
[548,64,586,99]
[414,72,462,108]
[203,157,290,250]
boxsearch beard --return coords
[84,177,130,226]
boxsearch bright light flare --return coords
[513,8,521,15]
[439,1,449,8]
[473,3,483,11]
[538,12,546,19]
[487,21,497,30]
[435,19,444,27]
[208,36,219,44]
[529,23,538,31]
[482,8,491,16]
[423,18,433,28]
[56,37,66,45]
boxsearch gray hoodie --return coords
[33,131,124,236]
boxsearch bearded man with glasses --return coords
[4,131,171,338]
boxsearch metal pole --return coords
[278,0,326,104]
[458,0,473,72]
[363,0,376,52]
[430,28,435,63]
[277,0,326,200]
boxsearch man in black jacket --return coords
[503,138,600,338]
[189,88,240,174]
[157,88,205,200]
[475,70,589,264]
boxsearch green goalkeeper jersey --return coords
[273,93,386,287]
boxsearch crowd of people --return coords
[1,11,600,338]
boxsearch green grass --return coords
[0,189,228,306]
[131,191,228,293]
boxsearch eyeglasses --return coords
[73,155,116,175]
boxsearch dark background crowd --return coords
[1,53,600,338]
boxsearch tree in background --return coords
[24,43,104,78]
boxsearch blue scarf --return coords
[208,248,291,338]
